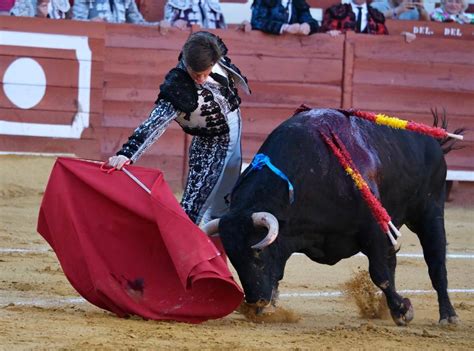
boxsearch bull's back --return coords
[256,108,446,220]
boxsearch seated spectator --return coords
[164,0,226,29]
[250,0,319,35]
[430,0,474,24]
[371,0,430,21]
[2,0,70,18]
[36,0,71,18]
[50,0,70,18]
[7,0,34,16]
[72,0,162,25]
[321,0,388,35]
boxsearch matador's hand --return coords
[107,155,130,170]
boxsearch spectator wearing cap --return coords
[250,0,319,35]
[321,0,388,35]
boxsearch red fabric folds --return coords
[37,157,243,323]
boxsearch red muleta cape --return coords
[37,157,243,323]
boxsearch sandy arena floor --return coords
[0,155,473,350]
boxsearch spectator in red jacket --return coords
[321,0,389,36]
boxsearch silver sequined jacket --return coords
[164,0,226,29]
[117,58,249,162]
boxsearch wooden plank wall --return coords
[0,17,473,191]
[0,17,104,159]
[213,29,344,160]
[344,31,474,170]
[386,19,474,40]
[100,23,190,189]
[99,27,344,187]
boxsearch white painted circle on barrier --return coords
[3,58,47,109]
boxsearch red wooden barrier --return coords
[386,19,474,41]
[0,17,104,164]
[0,17,473,191]
[343,31,473,171]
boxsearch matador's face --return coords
[186,65,213,85]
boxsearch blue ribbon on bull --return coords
[250,153,295,204]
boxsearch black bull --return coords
[204,108,459,326]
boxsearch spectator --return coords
[72,0,162,25]
[49,0,70,18]
[250,0,319,35]
[164,0,226,29]
[321,0,388,35]
[36,0,71,18]
[430,0,474,24]
[8,0,34,16]
[2,0,70,18]
[371,0,430,21]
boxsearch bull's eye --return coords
[253,249,262,258]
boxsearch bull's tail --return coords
[432,108,466,154]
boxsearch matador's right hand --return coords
[107,155,130,170]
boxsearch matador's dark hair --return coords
[182,31,223,72]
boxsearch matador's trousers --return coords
[180,109,242,225]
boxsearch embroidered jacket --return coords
[430,7,474,24]
[9,0,35,16]
[321,3,388,35]
[72,0,158,24]
[48,0,71,19]
[10,0,70,17]
[117,36,250,162]
[164,0,226,28]
[250,0,319,34]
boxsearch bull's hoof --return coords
[236,300,271,318]
[439,315,459,326]
[391,298,414,326]
[237,301,300,323]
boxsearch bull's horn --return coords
[251,212,279,249]
[201,219,220,236]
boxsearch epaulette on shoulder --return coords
[156,68,198,113]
